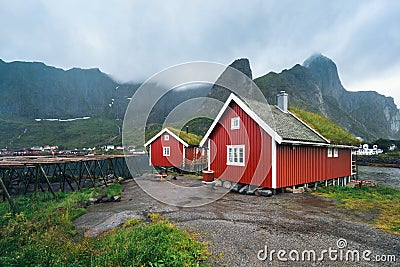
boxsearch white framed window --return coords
[333,148,338,158]
[227,145,245,166]
[327,148,332,158]
[164,134,169,141]
[231,117,240,130]
[163,146,170,156]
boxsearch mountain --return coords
[0,59,141,148]
[0,59,140,120]
[254,54,400,141]
[1,55,398,148]
[207,58,253,102]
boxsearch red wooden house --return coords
[145,128,206,170]
[199,92,354,190]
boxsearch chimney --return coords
[277,91,288,113]
[186,126,189,134]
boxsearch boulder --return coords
[293,187,305,194]
[238,185,249,194]
[304,187,313,193]
[285,187,293,193]
[255,189,273,197]
[109,195,121,202]
[223,181,232,189]
[247,185,260,194]
[214,180,223,187]
[346,182,358,189]
[230,183,244,192]
[83,211,142,238]
[88,197,97,203]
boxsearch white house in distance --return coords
[353,144,383,155]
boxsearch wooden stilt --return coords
[38,165,56,197]
[0,175,17,214]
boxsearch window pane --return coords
[228,147,233,162]
[231,117,240,129]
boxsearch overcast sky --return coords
[1,0,399,106]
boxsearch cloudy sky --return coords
[1,0,399,106]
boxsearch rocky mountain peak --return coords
[229,58,252,79]
[303,53,345,99]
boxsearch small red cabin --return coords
[145,128,206,170]
[200,93,354,189]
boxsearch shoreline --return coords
[356,162,400,169]
[356,155,400,169]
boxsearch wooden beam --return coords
[0,173,17,214]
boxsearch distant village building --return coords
[353,144,383,155]
[104,145,115,151]
[389,144,397,151]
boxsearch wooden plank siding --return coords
[276,146,352,188]
[209,102,273,187]
[150,133,184,167]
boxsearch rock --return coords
[238,185,249,194]
[83,211,142,238]
[285,187,293,193]
[214,180,223,187]
[304,187,313,193]
[117,177,124,182]
[346,182,358,189]
[230,183,244,192]
[293,187,305,194]
[111,195,121,202]
[247,185,260,194]
[223,181,232,189]
[255,189,273,197]
[100,197,109,203]
[88,197,97,203]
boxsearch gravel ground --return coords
[74,176,399,266]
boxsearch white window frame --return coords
[327,148,332,158]
[333,148,338,158]
[164,134,169,141]
[231,117,240,130]
[226,145,245,166]
[163,146,170,156]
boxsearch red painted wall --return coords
[209,102,273,187]
[185,147,204,161]
[150,133,184,167]
[276,145,351,188]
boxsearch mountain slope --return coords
[0,59,140,120]
[254,54,400,141]
[1,55,398,149]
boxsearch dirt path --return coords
[74,177,399,266]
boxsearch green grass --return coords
[0,185,209,266]
[314,185,400,234]
[289,107,360,145]
[169,128,202,146]
[144,125,202,146]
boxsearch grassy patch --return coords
[314,185,400,234]
[289,107,360,145]
[0,185,209,266]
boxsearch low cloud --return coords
[0,0,399,104]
